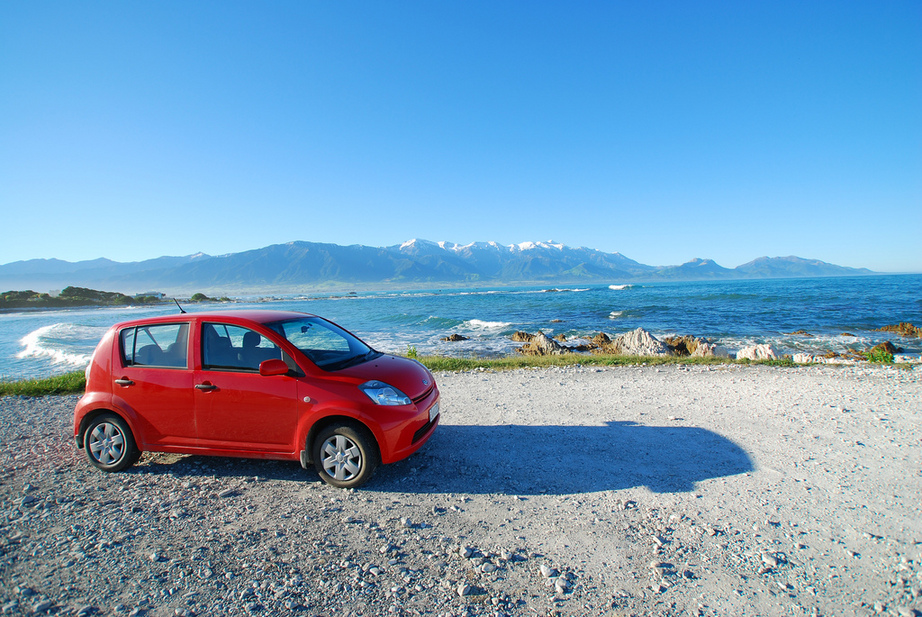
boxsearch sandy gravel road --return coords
[1,363,920,617]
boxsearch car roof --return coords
[113,309,317,328]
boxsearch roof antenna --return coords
[173,298,186,314]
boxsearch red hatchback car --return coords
[74,310,440,488]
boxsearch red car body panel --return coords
[74,310,439,469]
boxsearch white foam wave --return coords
[17,323,105,368]
[609,284,634,290]
[608,311,624,319]
[464,319,513,330]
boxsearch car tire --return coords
[312,423,379,489]
[83,413,140,472]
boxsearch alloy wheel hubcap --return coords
[89,422,125,465]
[321,435,362,481]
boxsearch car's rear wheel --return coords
[312,423,379,488]
[83,413,140,472]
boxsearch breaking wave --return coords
[17,323,105,368]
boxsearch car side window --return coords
[120,323,189,368]
[202,323,282,372]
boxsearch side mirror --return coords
[259,358,290,377]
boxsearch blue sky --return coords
[1,2,920,272]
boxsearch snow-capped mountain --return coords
[0,240,874,293]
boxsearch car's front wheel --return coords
[83,413,140,472]
[312,423,379,488]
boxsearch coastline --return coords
[1,363,919,615]
[2,275,921,381]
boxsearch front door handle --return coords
[114,378,134,386]
[195,383,217,391]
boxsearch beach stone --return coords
[606,328,671,356]
[540,564,558,578]
[693,342,730,358]
[517,332,567,356]
[737,344,780,361]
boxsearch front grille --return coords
[412,385,434,405]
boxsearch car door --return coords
[112,322,196,446]
[192,322,299,452]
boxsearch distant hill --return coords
[0,240,875,294]
[734,256,874,279]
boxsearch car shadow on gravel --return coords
[126,421,753,496]
[368,421,754,495]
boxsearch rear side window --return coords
[120,323,189,368]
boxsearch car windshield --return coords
[269,317,380,371]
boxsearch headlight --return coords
[360,381,411,406]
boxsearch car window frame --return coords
[119,322,190,370]
[200,321,294,374]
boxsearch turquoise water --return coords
[2,274,920,380]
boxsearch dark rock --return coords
[516,332,568,356]
[510,331,534,343]
[785,330,813,337]
[588,332,611,350]
[554,334,567,342]
[869,341,901,355]
[441,334,469,342]
[663,335,705,356]
[875,323,922,338]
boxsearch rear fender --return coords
[73,392,144,448]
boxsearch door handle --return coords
[114,378,134,386]
[195,384,217,391]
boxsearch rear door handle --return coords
[195,384,217,391]
[114,379,134,386]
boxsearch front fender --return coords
[296,398,387,466]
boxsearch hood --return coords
[337,354,435,400]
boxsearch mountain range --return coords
[0,240,875,294]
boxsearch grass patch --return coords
[0,371,86,397]
[418,353,731,372]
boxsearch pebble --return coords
[1,382,919,617]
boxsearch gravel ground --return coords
[1,363,920,617]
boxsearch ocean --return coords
[2,274,920,380]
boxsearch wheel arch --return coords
[301,414,380,468]
[75,407,136,449]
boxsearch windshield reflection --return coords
[269,317,380,371]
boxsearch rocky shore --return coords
[507,323,922,366]
[1,363,920,616]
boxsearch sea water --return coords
[2,274,920,380]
